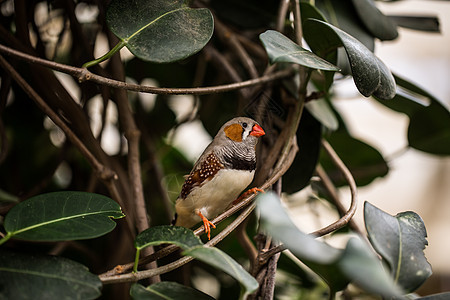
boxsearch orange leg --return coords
[232,187,265,205]
[197,211,216,240]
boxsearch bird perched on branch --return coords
[172,117,265,240]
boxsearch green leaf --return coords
[283,109,322,194]
[306,99,339,131]
[314,0,375,51]
[2,191,124,243]
[408,101,450,155]
[135,225,203,250]
[257,192,341,263]
[373,74,450,156]
[299,2,336,92]
[388,15,440,33]
[133,225,258,296]
[352,0,398,41]
[183,246,259,296]
[300,2,327,23]
[338,237,402,298]
[364,202,432,293]
[106,0,213,63]
[130,282,214,300]
[259,30,340,71]
[257,192,403,297]
[0,249,101,299]
[375,76,431,118]
[321,130,389,187]
[304,19,396,100]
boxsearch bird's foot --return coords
[197,211,216,240]
[232,187,264,205]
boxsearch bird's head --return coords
[218,117,265,147]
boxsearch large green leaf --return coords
[0,250,101,299]
[2,191,124,243]
[315,0,375,52]
[259,30,340,71]
[135,225,203,250]
[135,225,258,296]
[106,0,213,63]
[130,282,214,300]
[352,0,398,41]
[304,19,396,100]
[364,202,432,293]
[256,192,402,297]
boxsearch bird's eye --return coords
[242,122,248,128]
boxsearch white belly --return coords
[175,169,255,228]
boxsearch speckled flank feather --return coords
[180,153,224,199]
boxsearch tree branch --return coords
[0,43,294,95]
[106,32,160,283]
[214,18,259,79]
[315,164,365,236]
[276,0,291,32]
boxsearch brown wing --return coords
[180,153,224,199]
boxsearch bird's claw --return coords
[197,211,215,240]
[232,187,265,205]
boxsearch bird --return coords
[172,117,265,240]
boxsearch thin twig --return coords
[276,0,291,32]
[0,43,295,95]
[215,18,259,79]
[204,45,249,99]
[315,164,365,236]
[313,140,358,236]
[0,74,10,164]
[235,217,258,264]
[292,0,304,45]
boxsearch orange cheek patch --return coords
[224,124,243,142]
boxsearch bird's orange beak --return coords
[250,124,265,137]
